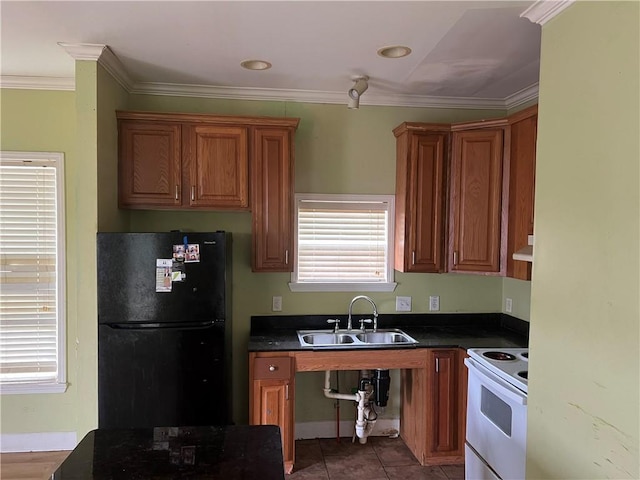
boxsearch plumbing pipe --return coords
[323,370,360,402]
[323,371,379,444]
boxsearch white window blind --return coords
[0,152,66,393]
[292,194,395,291]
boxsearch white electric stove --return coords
[467,347,528,393]
[465,347,529,479]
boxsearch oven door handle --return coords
[464,357,527,406]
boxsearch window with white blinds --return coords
[291,194,396,292]
[0,152,66,394]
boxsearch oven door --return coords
[465,357,527,480]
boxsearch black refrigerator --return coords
[97,231,231,429]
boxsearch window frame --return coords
[0,151,67,394]
[289,193,397,293]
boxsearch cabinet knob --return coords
[269,365,277,372]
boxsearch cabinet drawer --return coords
[254,357,292,380]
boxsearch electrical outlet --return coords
[396,296,412,312]
[429,295,440,312]
[506,297,513,313]
[272,296,282,312]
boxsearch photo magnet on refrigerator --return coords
[155,259,173,292]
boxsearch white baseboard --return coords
[295,418,400,440]
[0,431,77,453]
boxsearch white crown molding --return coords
[520,0,575,25]
[130,81,510,110]
[0,75,75,91]
[97,46,133,91]
[57,42,106,61]
[3,43,538,109]
[504,83,539,109]
[57,42,133,91]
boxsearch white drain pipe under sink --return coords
[323,370,377,443]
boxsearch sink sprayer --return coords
[323,369,390,444]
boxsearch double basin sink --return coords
[297,328,418,349]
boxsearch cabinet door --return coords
[250,356,294,473]
[252,380,292,463]
[184,125,249,209]
[251,128,294,272]
[395,131,448,273]
[449,128,506,274]
[428,349,463,457]
[507,106,537,280]
[118,121,182,208]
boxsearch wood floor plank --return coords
[0,451,70,480]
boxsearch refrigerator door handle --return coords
[105,320,217,330]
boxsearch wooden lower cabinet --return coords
[249,353,295,474]
[250,348,466,474]
[400,348,466,465]
[426,349,466,461]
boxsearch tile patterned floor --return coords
[290,437,465,480]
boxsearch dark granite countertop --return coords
[53,425,284,479]
[249,313,528,352]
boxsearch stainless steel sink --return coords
[297,328,417,348]
[355,331,415,344]
[299,332,355,346]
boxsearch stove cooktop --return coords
[467,347,528,393]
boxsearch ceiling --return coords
[0,1,542,109]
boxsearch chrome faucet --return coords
[347,295,378,332]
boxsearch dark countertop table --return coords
[249,313,528,352]
[52,425,284,479]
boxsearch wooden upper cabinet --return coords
[251,127,296,272]
[183,125,249,209]
[448,124,508,274]
[117,111,298,215]
[118,121,182,208]
[394,124,449,273]
[507,105,538,280]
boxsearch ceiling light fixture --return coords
[348,76,369,109]
[240,59,272,71]
[377,45,412,59]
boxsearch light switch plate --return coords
[396,296,412,312]
[272,296,282,312]
[506,297,513,313]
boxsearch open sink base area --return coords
[291,437,464,480]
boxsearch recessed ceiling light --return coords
[377,46,412,59]
[241,59,272,71]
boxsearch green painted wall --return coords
[97,63,130,232]
[126,95,509,424]
[502,277,531,321]
[0,89,79,434]
[0,78,534,438]
[528,2,639,478]
[72,61,101,438]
